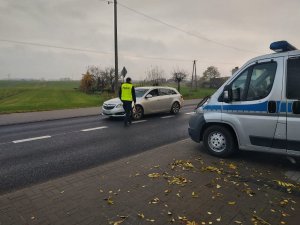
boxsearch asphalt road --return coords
[0,105,196,194]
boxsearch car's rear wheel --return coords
[133,105,144,120]
[203,125,236,157]
[171,102,180,114]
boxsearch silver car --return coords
[102,86,184,120]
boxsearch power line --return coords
[0,39,112,55]
[0,38,235,64]
[0,39,237,65]
[117,2,261,54]
[0,38,188,62]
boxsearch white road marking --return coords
[161,115,175,119]
[13,135,51,144]
[132,120,147,124]
[81,126,108,132]
[185,112,195,115]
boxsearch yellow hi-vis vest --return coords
[121,83,133,101]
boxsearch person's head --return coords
[126,77,132,83]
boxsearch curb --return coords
[0,100,200,126]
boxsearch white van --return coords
[189,41,300,158]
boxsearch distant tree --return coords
[101,67,116,92]
[202,66,221,80]
[80,71,95,93]
[146,66,166,86]
[87,65,103,91]
[172,69,188,92]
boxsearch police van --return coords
[189,41,300,158]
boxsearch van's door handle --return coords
[268,101,277,113]
[292,101,300,114]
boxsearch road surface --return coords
[0,105,196,193]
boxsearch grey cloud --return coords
[0,0,300,80]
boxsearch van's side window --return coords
[287,58,300,99]
[230,62,277,102]
[231,69,249,101]
[246,63,277,101]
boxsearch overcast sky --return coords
[0,0,299,80]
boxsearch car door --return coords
[143,88,160,113]
[222,58,285,153]
[158,88,172,112]
[286,56,300,156]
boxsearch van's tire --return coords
[133,105,144,120]
[203,125,236,157]
[170,102,180,114]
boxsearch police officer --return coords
[119,77,136,126]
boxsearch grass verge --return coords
[0,80,216,114]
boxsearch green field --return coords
[0,80,216,114]
[0,80,114,114]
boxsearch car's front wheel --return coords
[203,125,236,157]
[132,105,144,120]
[170,102,180,114]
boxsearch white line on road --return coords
[132,120,147,124]
[161,115,175,119]
[185,112,195,115]
[81,126,108,132]
[13,135,51,144]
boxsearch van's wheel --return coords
[133,105,144,120]
[203,125,236,157]
[171,102,180,114]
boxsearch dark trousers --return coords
[122,101,133,125]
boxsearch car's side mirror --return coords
[292,101,300,114]
[223,85,232,103]
[145,94,153,99]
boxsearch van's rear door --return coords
[286,57,300,156]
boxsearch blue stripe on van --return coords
[203,105,222,111]
[280,102,287,113]
[203,101,294,113]
[288,102,293,113]
[223,101,268,111]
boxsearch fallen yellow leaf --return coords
[186,221,198,225]
[148,173,160,178]
[111,220,123,225]
[228,163,237,170]
[137,213,145,219]
[192,192,199,198]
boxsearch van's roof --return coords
[250,49,300,62]
[239,49,300,72]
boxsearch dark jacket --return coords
[119,83,136,103]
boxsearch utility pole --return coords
[192,60,197,89]
[194,60,197,89]
[114,0,118,93]
[191,61,195,88]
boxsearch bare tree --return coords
[87,65,104,91]
[172,69,188,92]
[146,66,166,86]
[101,67,116,92]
